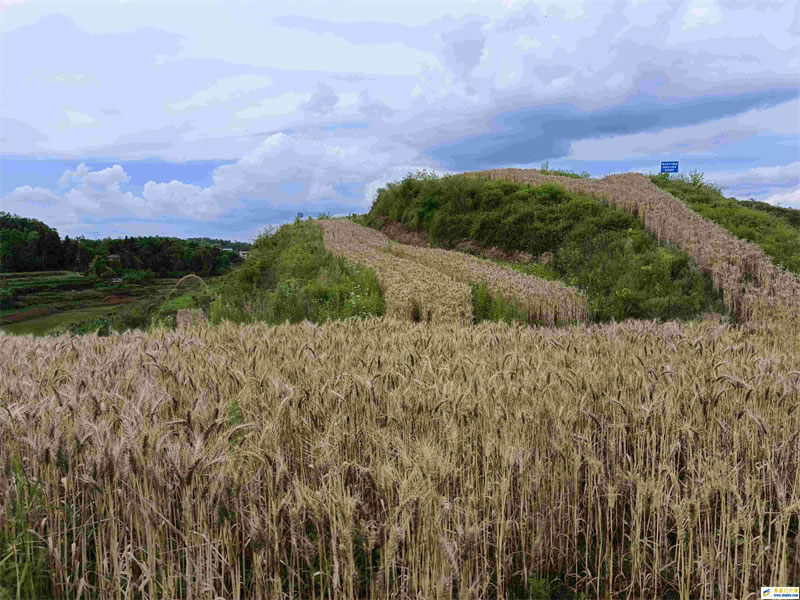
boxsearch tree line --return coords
[0,212,249,276]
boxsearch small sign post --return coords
[297,212,303,219]
[661,161,679,174]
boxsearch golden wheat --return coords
[1,314,798,599]
[318,218,473,324]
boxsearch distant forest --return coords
[0,212,250,276]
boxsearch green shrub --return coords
[469,281,528,325]
[211,220,384,326]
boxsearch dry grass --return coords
[465,169,800,329]
[1,315,799,599]
[318,219,473,324]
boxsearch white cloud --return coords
[708,161,800,190]
[235,92,312,120]
[682,0,724,30]
[515,34,542,50]
[1,185,79,231]
[169,74,274,110]
[65,109,96,127]
[764,188,800,208]
[141,132,426,215]
[3,185,61,205]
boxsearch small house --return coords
[107,254,121,262]
[222,247,234,253]
[238,250,250,259]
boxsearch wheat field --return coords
[1,314,799,599]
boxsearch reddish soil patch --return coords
[379,219,538,264]
[1,307,55,324]
[380,220,432,248]
[101,295,137,305]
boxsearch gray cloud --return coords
[437,16,487,78]
[302,83,339,115]
[426,89,800,169]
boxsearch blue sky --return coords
[1,0,798,241]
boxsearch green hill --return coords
[363,171,729,323]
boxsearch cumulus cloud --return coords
[764,188,800,208]
[4,185,61,205]
[1,133,430,237]
[142,132,425,212]
[1,185,79,232]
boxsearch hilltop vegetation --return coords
[650,172,800,274]
[365,171,726,323]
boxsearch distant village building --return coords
[238,250,250,259]
[107,254,121,262]
[222,247,234,253]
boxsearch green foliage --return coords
[470,281,528,325]
[109,297,162,332]
[539,161,591,179]
[651,173,800,274]
[212,220,384,326]
[368,173,727,323]
[0,213,62,273]
[737,198,800,228]
[51,316,112,336]
[120,269,156,284]
[0,461,52,598]
[1,211,247,276]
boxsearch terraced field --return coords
[318,219,587,326]
[0,273,190,336]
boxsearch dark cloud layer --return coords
[427,88,800,169]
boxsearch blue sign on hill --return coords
[661,161,679,173]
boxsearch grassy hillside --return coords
[650,172,800,274]
[211,218,385,325]
[365,171,727,323]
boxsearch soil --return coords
[101,295,138,305]
[1,307,55,324]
